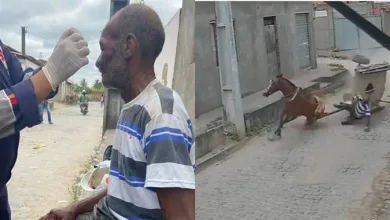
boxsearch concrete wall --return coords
[194,2,221,118]
[172,0,195,122]
[314,2,372,16]
[155,9,181,88]
[313,2,376,51]
[383,11,390,36]
[195,1,316,117]
[332,3,372,18]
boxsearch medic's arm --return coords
[0,40,52,139]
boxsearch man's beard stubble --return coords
[102,45,130,91]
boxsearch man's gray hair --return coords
[118,4,165,60]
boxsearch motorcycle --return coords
[80,103,88,115]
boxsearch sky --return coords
[0,0,182,86]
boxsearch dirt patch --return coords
[7,102,103,220]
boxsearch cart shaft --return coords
[316,108,345,119]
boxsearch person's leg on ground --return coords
[341,103,356,125]
[45,103,53,124]
[0,187,11,220]
[38,104,44,122]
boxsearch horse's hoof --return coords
[305,123,313,128]
[267,135,274,141]
[268,133,281,141]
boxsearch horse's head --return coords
[263,74,297,97]
[263,74,283,97]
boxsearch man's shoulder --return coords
[151,83,188,113]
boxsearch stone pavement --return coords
[7,102,103,220]
[196,88,390,220]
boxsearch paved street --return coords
[196,88,390,220]
[7,102,103,220]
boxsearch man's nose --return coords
[95,54,102,68]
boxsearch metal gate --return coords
[295,13,311,69]
[334,15,383,50]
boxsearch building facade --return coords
[313,2,390,50]
[195,1,317,117]
[154,8,181,88]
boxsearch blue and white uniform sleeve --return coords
[0,43,41,139]
[0,81,41,139]
[143,113,195,190]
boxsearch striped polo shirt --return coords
[99,79,195,220]
[354,94,371,119]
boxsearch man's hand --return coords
[42,27,90,91]
[39,206,77,220]
[40,189,107,220]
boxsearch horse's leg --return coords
[305,117,314,126]
[284,116,297,124]
[305,106,315,126]
[275,110,287,137]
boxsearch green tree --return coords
[92,79,104,92]
[74,78,92,93]
[80,79,88,88]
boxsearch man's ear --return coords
[123,33,137,59]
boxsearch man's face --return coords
[96,16,130,90]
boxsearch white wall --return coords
[154,9,181,88]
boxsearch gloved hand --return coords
[42,28,90,91]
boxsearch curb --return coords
[195,137,252,174]
[195,76,348,174]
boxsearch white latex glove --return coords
[42,28,90,91]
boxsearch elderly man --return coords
[0,28,90,220]
[40,4,195,220]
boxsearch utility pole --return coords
[215,2,246,139]
[21,26,27,55]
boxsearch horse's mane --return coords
[277,75,297,88]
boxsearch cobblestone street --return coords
[196,89,390,220]
[7,102,103,220]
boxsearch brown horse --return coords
[262,74,326,138]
